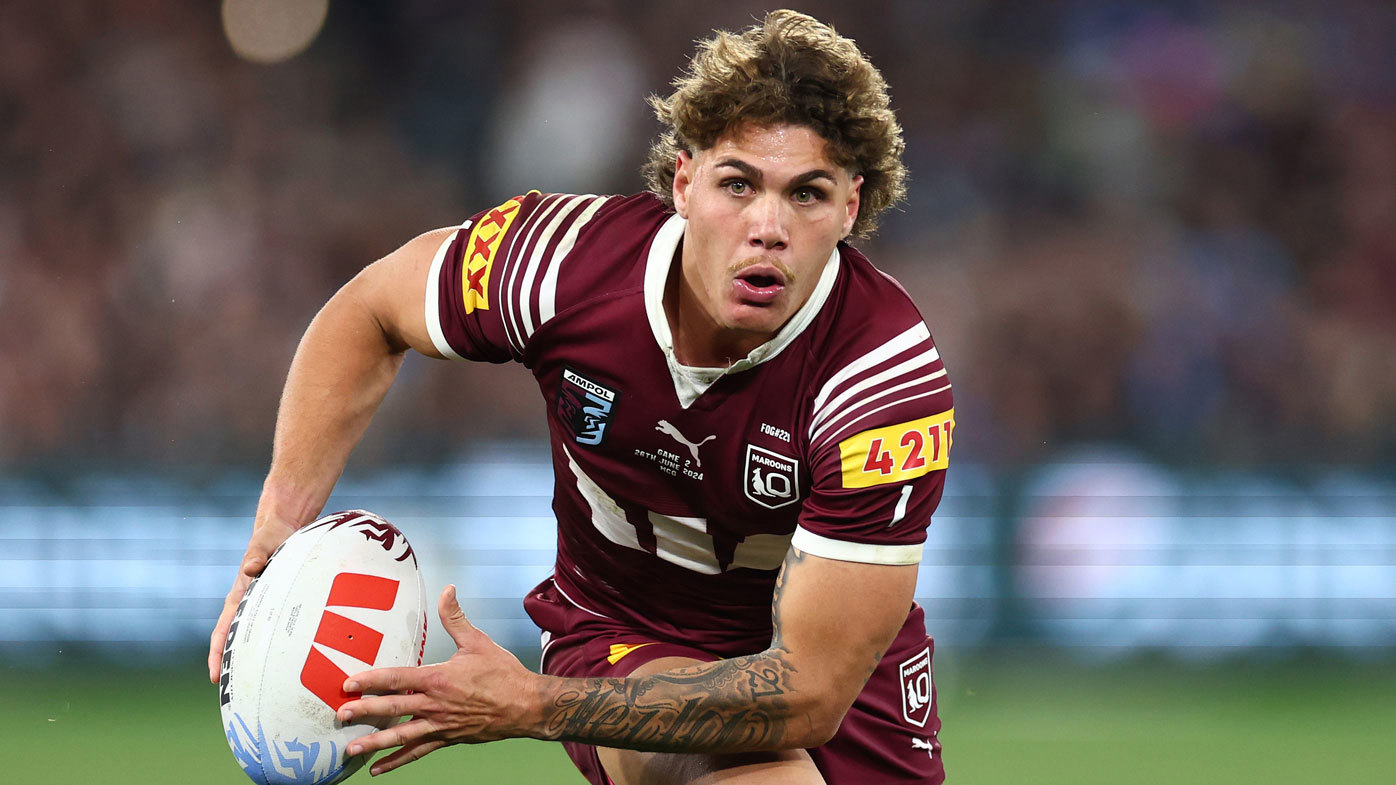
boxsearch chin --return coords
[725,306,790,336]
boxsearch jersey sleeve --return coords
[425,191,615,363]
[794,320,955,565]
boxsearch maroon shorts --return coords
[524,579,945,785]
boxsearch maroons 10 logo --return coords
[744,445,800,510]
[899,646,934,728]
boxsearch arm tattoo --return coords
[769,545,803,651]
[542,650,800,752]
[540,548,810,753]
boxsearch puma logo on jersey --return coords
[656,420,715,467]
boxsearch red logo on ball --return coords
[299,572,400,710]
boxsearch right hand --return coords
[207,516,299,683]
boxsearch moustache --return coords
[728,257,795,282]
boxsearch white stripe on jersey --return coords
[517,195,589,340]
[538,196,611,325]
[539,629,557,670]
[810,368,948,445]
[514,195,598,350]
[815,321,932,433]
[551,577,612,620]
[812,383,953,450]
[810,322,931,420]
[563,442,645,554]
[424,222,469,361]
[501,194,574,355]
[809,346,943,436]
[792,526,924,565]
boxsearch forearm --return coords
[532,550,912,755]
[536,647,829,753]
[259,283,407,524]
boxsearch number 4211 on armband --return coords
[837,409,954,489]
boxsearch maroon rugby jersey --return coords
[425,191,954,657]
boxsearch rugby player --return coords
[210,10,954,784]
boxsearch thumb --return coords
[240,521,293,577]
[438,584,479,649]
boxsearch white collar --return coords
[643,213,841,408]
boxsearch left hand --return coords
[336,584,545,775]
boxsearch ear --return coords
[672,150,696,219]
[842,174,864,238]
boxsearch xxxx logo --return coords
[460,193,532,313]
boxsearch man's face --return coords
[672,123,862,357]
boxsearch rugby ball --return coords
[219,510,427,785]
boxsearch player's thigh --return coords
[596,656,827,785]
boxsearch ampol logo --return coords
[558,367,620,446]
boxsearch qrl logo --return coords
[299,572,400,711]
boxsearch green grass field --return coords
[6,652,1394,784]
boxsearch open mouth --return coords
[733,268,787,304]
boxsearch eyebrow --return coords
[714,158,839,187]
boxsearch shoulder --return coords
[495,191,671,282]
[479,191,668,256]
[823,243,925,333]
[802,244,953,453]
[537,192,672,314]
[490,191,672,299]
[427,191,672,362]
[556,191,673,274]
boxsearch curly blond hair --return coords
[643,10,907,239]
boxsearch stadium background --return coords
[3,1,1394,782]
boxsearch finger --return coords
[207,602,234,684]
[438,584,478,648]
[346,716,438,758]
[368,738,447,776]
[343,666,427,695]
[207,574,251,683]
[337,691,430,724]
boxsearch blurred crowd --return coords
[2,0,1394,474]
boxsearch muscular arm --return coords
[339,547,917,767]
[536,547,916,752]
[207,228,452,682]
[253,228,449,522]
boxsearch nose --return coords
[747,194,789,251]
